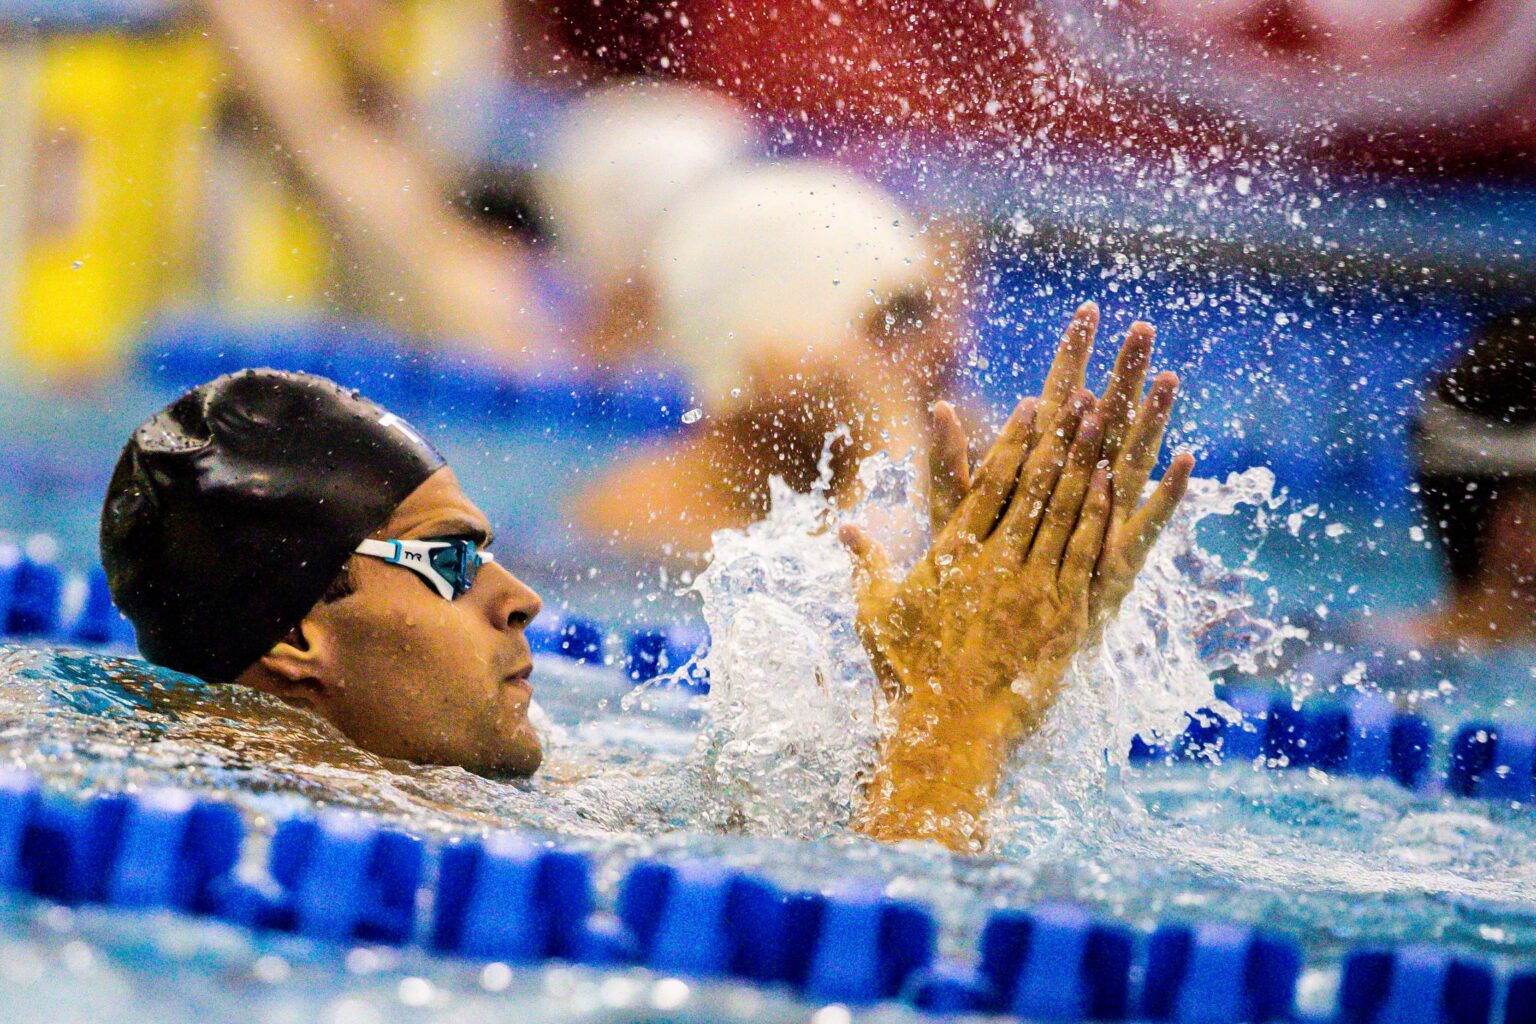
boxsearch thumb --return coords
[839,523,898,625]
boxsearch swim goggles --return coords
[354,538,494,600]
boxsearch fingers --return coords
[1014,398,1105,567]
[942,397,1037,549]
[1097,323,1154,467]
[995,390,1094,559]
[927,401,972,535]
[1118,451,1195,572]
[840,524,898,630]
[839,523,902,701]
[1061,464,1112,586]
[1113,370,1180,513]
[1033,303,1098,441]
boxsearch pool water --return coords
[8,643,1536,1022]
[6,451,1536,1022]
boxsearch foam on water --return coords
[998,465,1301,839]
[685,473,877,838]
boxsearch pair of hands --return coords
[845,303,1194,849]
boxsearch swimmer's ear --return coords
[236,618,335,709]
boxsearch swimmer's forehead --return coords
[374,467,494,545]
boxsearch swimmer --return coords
[1281,308,1536,701]
[536,82,761,367]
[575,162,974,561]
[1403,308,1536,647]
[101,304,1191,851]
[196,0,758,371]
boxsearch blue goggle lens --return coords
[428,540,483,597]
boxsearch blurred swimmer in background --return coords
[196,1,991,562]
[194,0,758,372]
[574,162,976,560]
[1290,309,1536,703]
[535,82,761,366]
[1407,308,1536,649]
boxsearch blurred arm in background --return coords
[195,0,548,369]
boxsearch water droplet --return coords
[681,407,703,424]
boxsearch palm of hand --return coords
[846,384,1113,732]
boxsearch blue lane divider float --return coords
[217,814,424,944]
[521,615,712,690]
[794,884,936,1005]
[134,313,694,439]
[1141,922,1300,1024]
[5,771,1536,1022]
[619,858,789,982]
[1338,946,1496,1024]
[0,772,241,911]
[976,903,1134,1019]
[1450,723,1536,803]
[5,546,63,639]
[433,832,597,963]
[623,625,711,691]
[1507,969,1536,1024]
[73,565,137,648]
[1132,688,1435,792]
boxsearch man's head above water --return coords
[100,370,544,777]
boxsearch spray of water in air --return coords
[683,436,1298,844]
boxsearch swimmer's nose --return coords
[482,563,542,633]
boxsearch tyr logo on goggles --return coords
[354,538,494,600]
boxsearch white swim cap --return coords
[537,81,758,289]
[649,161,933,408]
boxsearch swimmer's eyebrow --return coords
[406,516,494,548]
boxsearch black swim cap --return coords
[101,370,446,682]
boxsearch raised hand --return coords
[921,303,1193,628]
[846,304,1193,851]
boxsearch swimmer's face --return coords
[248,467,544,777]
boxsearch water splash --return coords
[998,466,1301,839]
[688,455,1299,843]
[687,474,880,839]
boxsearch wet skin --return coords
[238,467,545,777]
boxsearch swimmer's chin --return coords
[479,726,543,779]
[373,731,542,779]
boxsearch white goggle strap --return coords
[354,538,456,600]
